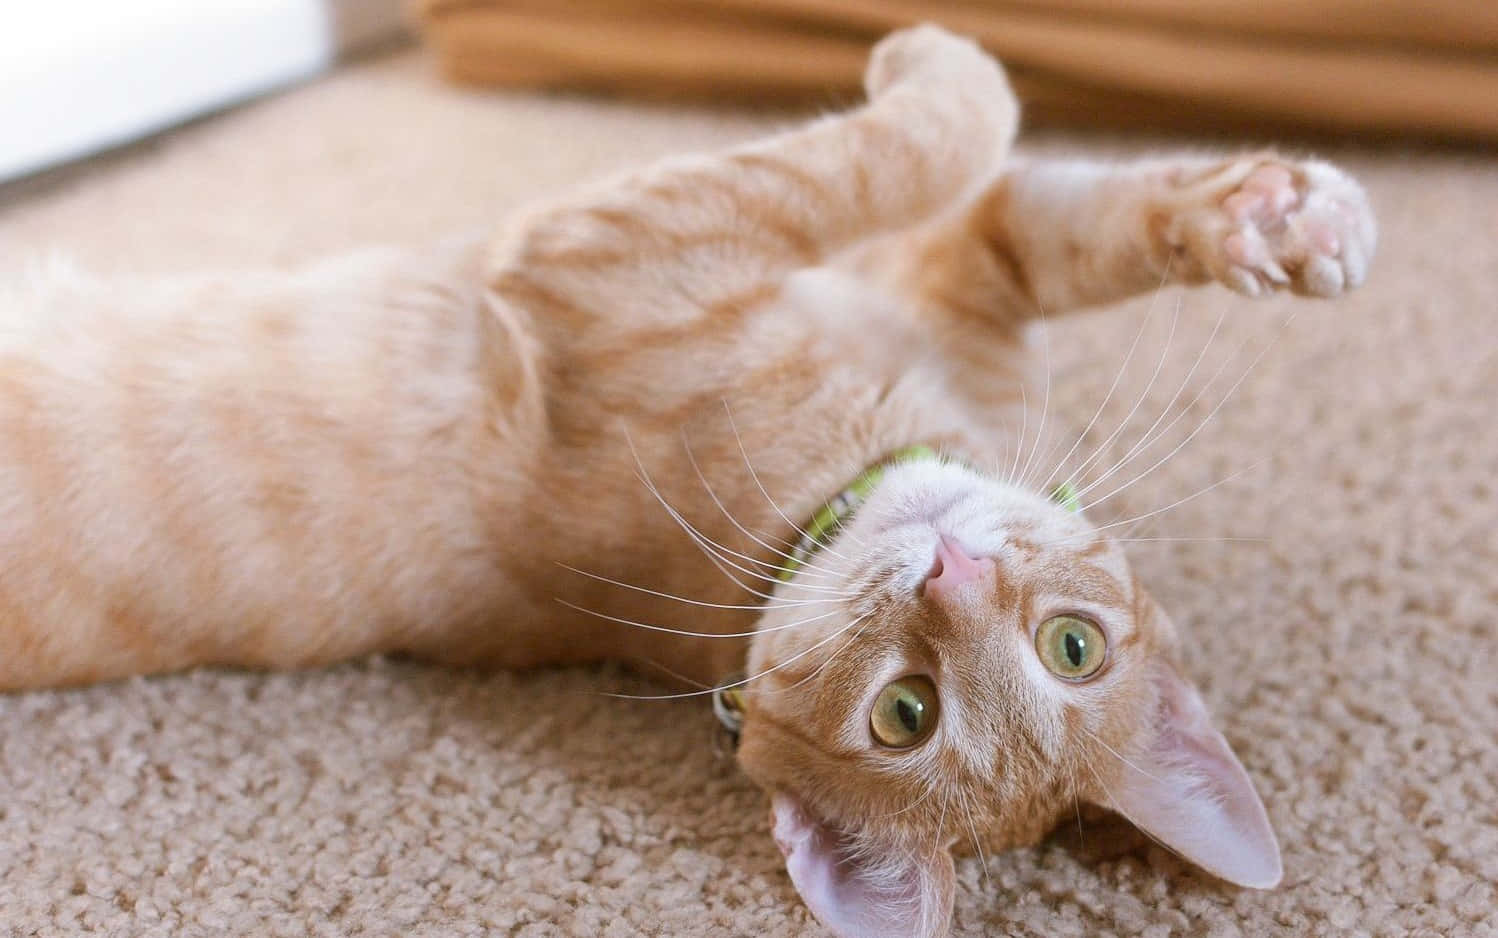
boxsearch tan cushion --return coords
[411,0,1498,141]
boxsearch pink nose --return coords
[924,534,993,604]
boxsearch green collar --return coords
[1050,479,1082,513]
[772,449,1085,583]
[775,445,938,583]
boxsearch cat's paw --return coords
[1177,158,1376,299]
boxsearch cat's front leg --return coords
[1150,156,1376,299]
[886,153,1376,325]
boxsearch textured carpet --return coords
[1,47,1495,938]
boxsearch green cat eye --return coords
[1035,615,1107,681]
[869,676,939,749]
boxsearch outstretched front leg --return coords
[886,153,1377,328]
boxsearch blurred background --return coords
[5,0,1496,183]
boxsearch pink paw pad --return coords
[1224,165,1298,225]
[1204,158,1374,299]
[1301,219,1341,256]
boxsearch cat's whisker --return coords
[554,562,840,610]
[630,480,822,604]
[1025,406,1079,502]
[763,605,878,697]
[1074,729,1201,860]
[959,786,991,888]
[1037,453,1276,547]
[937,786,952,853]
[1005,382,1029,487]
[559,598,845,640]
[819,482,871,553]
[1040,254,1174,495]
[1076,310,1297,509]
[1075,753,1178,859]
[1094,453,1276,534]
[637,464,850,592]
[826,512,869,552]
[1104,536,1268,544]
[1061,289,1183,495]
[598,611,872,701]
[1068,311,1248,504]
[1070,762,1085,849]
[630,655,714,691]
[1072,299,1230,504]
[681,428,848,582]
[866,778,939,820]
[633,466,846,599]
[623,428,853,596]
[722,400,862,564]
[1015,299,1053,492]
[1078,725,1166,785]
[697,547,811,605]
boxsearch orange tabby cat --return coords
[1,26,1374,938]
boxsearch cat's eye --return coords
[869,675,939,749]
[1035,615,1107,681]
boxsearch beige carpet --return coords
[1,47,1495,938]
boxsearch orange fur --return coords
[0,26,1374,937]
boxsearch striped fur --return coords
[0,26,1374,937]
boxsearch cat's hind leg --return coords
[488,25,1020,328]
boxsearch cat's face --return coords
[735,459,1280,938]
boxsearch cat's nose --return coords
[923,534,994,606]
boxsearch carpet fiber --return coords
[1,48,1495,938]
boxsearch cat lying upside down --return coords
[1,25,1375,938]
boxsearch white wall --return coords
[0,0,406,182]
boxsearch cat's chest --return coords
[772,266,1031,451]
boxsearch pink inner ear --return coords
[1104,665,1283,889]
[771,792,954,938]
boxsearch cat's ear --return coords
[770,792,954,938]
[1102,662,1283,889]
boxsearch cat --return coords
[0,25,1375,938]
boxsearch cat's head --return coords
[734,456,1280,938]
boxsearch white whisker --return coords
[555,562,840,610]
[868,778,939,820]
[630,655,713,690]
[558,598,843,639]
[1075,751,1177,858]
[1074,299,1229,502]
[1070,762,1084,848]
[1079,725,1165,786]
[1063,290,1182,494]
[1105,536,1268,544]
[1015,299,1053,491]
[1043,453,1276,546]
[762,608,877,697]
[723,400,860,564]
[1040,254,1174,495]
[1006,381,1029,486]
[1080,312,1296,510]
[681,427,847,582]
[623,427,853,596]
[599,611,872,700]
[1071,307,1252,503]
[640,466,851,592]
[960,786,990,888]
